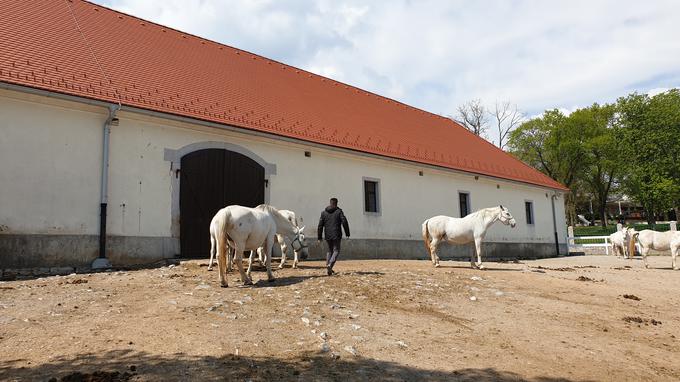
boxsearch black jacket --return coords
[318,206,350,241]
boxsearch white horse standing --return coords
[207,209,309,271]
[631,229,680,270]
[210,204,304,287]
[609,230,628,258]
[422,205,517,269]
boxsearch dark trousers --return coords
[325,239,341,270]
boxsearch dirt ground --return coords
[1,255,679,382]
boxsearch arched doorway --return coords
[180,149,265,258]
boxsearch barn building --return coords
[0,1,568,270]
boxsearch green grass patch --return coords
[573,223,670,237]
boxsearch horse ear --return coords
[499,205,503,210]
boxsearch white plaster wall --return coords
[0,88,568,244]
[0,90,103,235]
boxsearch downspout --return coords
[92,104,120,269]
[550,193,560,256]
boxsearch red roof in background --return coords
[0,0,567,191]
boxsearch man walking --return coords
[318,197,350,276]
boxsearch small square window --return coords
[525,201,534,225]
[459,192,470,217]
[363,179,380,213]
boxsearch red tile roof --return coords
[0,0,567,190]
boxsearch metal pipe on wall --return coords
[92,104,120,269]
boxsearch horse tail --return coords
[422,219,432,255]
[628,232,639,257]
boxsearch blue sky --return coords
[96,0,680,144]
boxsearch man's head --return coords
[330,197,338,207]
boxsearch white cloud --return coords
[97,0,680,144]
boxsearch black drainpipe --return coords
[92,105,120,269]
[550,193,560,256]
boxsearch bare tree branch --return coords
[491,101,524,150]
[455,99,488,137]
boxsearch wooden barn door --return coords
[180,149,265,258]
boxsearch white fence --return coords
[566,235,641,255]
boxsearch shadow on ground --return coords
[1,350,588,382]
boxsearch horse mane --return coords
[255,204,279,214]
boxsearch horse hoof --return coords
[278,265,284,269]
[434,263,441,268]
[207,268,213,271]
[220,283,228,288]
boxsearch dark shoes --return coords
[326,266,335,276]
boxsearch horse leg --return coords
[642,246,650,269]
[216,237,228,287]
[264,236,276,282]
[227,247,233,272]
[279,238,288,269]
[246,250,256,277]
[292,250,299,269]
[233,245,252,285]
[671,244,678,270]
[473,238,484,269]
[208,234,215,271]
[429,238,441,267]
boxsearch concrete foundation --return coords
[1,234,564,271]
[0,234,178,268]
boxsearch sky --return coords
[96,0,680,145]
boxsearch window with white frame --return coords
[459,192,470,217]
[363,178,380,214]
[525,200,534,225]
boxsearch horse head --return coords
[498,205,516,228]
[292,225,310,258]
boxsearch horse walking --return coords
[422,205,516,269]
[209,204,304,287]
[630,229,680,270]
[208,209,308,272]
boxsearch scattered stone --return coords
[330,352,340,360]
[623,294,641,301]
[319,332,328,340]
[344,345,358,356]
[167,300,178,305]
[301,317,310,325]
[623,316,662,326]
[195,284,211,290]
[351,324,361,330]
[168,264,176,268]
[319,342,330,352]
[397,340,408,348]
[469,296,477,301]
[494,291,504,296]
[65,279,88,285]
[576,276,599,282]
[470,276,483,281]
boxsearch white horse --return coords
[609,230,628,258]
[207,209,309,271]
[422,205,517,269]
[209,204,304,287]
[630,229,680,270]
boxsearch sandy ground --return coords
[1,255,679,382]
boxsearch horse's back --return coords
[639,229,675,250]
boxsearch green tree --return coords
[569,104,620,227]
[617,90,680,225]
[507,109,587,225]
